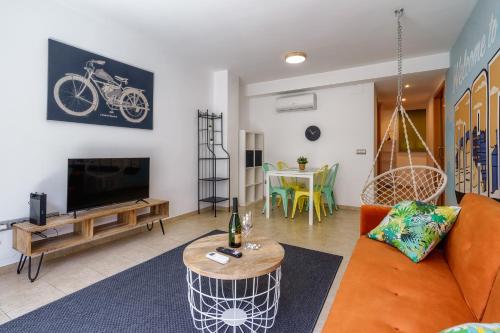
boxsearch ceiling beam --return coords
[244,52,449,97]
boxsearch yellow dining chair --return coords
[298,164,329,217]
[291,165,328,222]
[276,161,305,191]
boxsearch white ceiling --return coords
[376,69,446,109]
[56,0,477,83]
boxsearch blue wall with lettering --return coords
[445,0,500,204]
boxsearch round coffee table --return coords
[183,234,285,333]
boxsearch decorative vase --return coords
[299,163,306,171]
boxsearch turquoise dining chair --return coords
[322,163,339,214]
[261,163,294,217]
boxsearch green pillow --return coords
[439,323,500,333]
[367,201,461,263]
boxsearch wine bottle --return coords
[228,197,242,248]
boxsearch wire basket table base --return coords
[186,267,281,333]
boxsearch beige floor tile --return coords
[76,247,139,277]
[0,276,65,319]
[40,259,106,294]
[161,220,220,243]
[0,272,55,304]
[102,236,165,263]
[135,233,185,253]
[0,310,10,325]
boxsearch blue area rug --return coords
[0,231,342,333]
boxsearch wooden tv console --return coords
[12,198,169,282]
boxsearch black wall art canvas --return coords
[47,39,154,129]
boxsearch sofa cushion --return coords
[482,270,500,322]
[322,237,475,333]
[444,194,500,320]
[360,204,392,235]
[367,201,460,262]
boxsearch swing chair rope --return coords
[363,109,398,186]
[391,9,407,202]
[393,8,404,174]
[360,8,447,206]
[401,109,444,171]
[362,9,405,190]
[389,112,398,171]
[390,115,398,200]
[400,106,419,198]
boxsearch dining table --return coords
[265,168,320,225]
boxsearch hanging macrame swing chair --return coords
[360,8,447,206]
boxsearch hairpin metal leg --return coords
[146,220,165,235]
[28,253,44,283]
[159,219,165,235]
[17,254,27,274]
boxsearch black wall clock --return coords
[305,125,321,141]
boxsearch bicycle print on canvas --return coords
[47,39,154,129]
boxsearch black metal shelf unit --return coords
[198,110,230,217]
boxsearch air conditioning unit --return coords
[276,93,317,112]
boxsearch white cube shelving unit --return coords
[239,130,264,206]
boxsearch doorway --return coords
[432,84,445,204]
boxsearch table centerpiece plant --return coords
[297,156,308,171]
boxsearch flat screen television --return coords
[67,158,150,212]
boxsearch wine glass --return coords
[242,212,252,249]
[242,212,260,250]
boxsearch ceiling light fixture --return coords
[404,84,411,88]
[285,51,307,64]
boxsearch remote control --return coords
[216,247,243,258]
[206,252,229,264]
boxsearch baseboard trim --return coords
[337,205,360,211]
[250,199,360,211]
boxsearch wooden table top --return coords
[183,234,284,280]
[14,199,168,232]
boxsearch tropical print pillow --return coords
[367,201,461,263]
[439,323,500,333]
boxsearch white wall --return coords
[212,71,240,204]
[227,73,240,200]
[0,1,212,267]
[240,82,375,207]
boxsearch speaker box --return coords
[30,193,46,226]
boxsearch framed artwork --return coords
[454,91,471,196]
[453,46,500,202]
[47,39,154,129]
[488,48,499,199]
[470,70,488,196]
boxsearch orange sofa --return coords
[323,194,500,332]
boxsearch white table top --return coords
[266,168,321,176]
[264,167,322,225]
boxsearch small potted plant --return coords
[297,156,308,171]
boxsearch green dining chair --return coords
[261,163,294,217]
[322,163,339,214]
